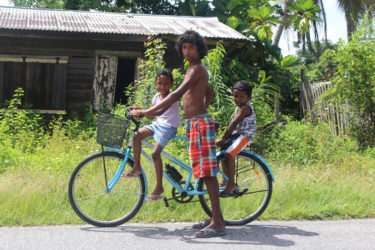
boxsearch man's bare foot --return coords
[150,187,164,197]
[195,221,225,237]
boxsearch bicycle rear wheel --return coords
[68,151,145,227]
[198,151,273,225]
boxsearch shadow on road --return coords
[82,224,319,247]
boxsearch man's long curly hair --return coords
[175,30,208,60]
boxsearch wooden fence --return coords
[300,76,350,137]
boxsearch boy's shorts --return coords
[144,122,177,148]
[221,133,251,157]
[186,113,218,178]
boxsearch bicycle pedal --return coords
[163,197,169,207]
[237,188,248,196]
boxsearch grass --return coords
[1,133,375,226]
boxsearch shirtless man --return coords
[131,30,225,238]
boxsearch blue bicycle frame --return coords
[103,136,275,203]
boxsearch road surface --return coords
[1,219,374,249]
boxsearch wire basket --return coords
[96,112,130,149]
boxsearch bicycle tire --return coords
[68,151,145,227]
[198,151,273,225]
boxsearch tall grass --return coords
[0,91,374,226]
[1,129,374,226]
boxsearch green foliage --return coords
[204,41,235,127]
[127,38,168,109]
[287,0,322,34]
[247,5,280,40]
[0,89,98,172]
[0,88,47,155]
[225,0,280,39]
[324,16,375,147]
[259,119,359,166]
[49,112,97,140]
[11,0,65,8]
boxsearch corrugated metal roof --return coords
[0,6,248,40]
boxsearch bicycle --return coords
[68,111,275,227]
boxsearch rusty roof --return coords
[0,6,248,41]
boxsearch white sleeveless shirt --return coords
[152,93,181,128]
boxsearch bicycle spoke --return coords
[68,152,145,227]
[199,151,273,225]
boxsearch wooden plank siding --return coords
[0,62,4,106]
[0,61,67,110]
[66,56,95,113]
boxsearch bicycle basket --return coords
[96,112,130,149]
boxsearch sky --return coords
[0,0,347,56]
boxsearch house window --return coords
[0,55,68,112]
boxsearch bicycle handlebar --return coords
[125,108,141,131]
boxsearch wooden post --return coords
[274,91,280,122]
[301,69,315,121]
[92,55,118,111]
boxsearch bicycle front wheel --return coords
[199,151,273,225]
[68,151,145,227]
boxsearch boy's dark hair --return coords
[175,30,208,60]
[155,69,173,83]
[233,80,253,97]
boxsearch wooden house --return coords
[0,6,248,114]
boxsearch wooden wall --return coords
[66,57,96,113]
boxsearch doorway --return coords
[115,58,136,105]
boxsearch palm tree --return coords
[273,0,292,47]
[317,0,328,47]
[336,0,373,39]
[287,0,322,57]
[247,5,281,40]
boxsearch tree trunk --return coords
[273,24,285,47]
[313,21,321,58]
[273,0,291,46]
[274,91,280,122]
[302,33,306,57]
[306,31,314,55]
[92,55,118,112]
[345,11,355,40]
[318,0,329,47]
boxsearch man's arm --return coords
[204,84,213,109]
[137,65,203,118]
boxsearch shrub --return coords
[260,119,359,166]
[0,88,48,153]
[325,15,375,148]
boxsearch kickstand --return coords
[163,197,169,207]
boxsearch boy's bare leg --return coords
[224,154,237,193]
[220,160,229,186]
[132,128,153,174]
[195,176,225,235]
[151,143,164,196]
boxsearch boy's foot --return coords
[220,185,238,198]
[146,194,165,201]
[219,180,227,187]
[219,190,236,198]
[121,171,139,178]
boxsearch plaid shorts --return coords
[186,114,218,178]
